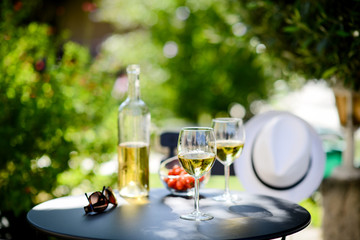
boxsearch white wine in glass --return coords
[212,118,245,202]
[177,127,216,221]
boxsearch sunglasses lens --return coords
[105,187,117,205]
[88,192,109,212]
[88,192,102,205]
[92,200,108,212]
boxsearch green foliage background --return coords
[239,0,360,90]
[0,0,118,222]
[96,0,274,122]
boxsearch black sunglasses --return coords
[84,186,118,214]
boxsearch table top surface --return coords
[27,188,311,240]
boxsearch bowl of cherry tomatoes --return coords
[159,156,210,196]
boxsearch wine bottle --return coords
[117,64,150,198]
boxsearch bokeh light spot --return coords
[176,6,190,21]
[163,41,178,58]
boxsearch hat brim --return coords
[234,111,325,203]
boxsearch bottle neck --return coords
[127,72,140,100]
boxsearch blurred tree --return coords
[95,0,275,122]
[0,0,117,238]
[238,0,360,90]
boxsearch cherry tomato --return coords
[179,175,186,183]
[166,165,200,191]
[176,178,185,191]
[173,165,180,170]
[185,176,194,188]
[199,176,205,182]
[167,178,177,189]
[173,167,182,175]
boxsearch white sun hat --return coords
[234,111,325,203]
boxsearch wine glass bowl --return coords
[159,156,210,196]
[215,140,244,165]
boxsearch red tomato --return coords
[179,175,186,183]
[168,169,174,175]
[199,176,205,182]
[166,165,198,191]
[173,167,182,175]
[185,176,194,189]
[176,179,185,191]
[167,178,177,189]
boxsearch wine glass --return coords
[212,118,245,202]
[177,127,216,221]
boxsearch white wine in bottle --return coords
[117,65,151,198]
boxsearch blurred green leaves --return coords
[239,0,360,90]
[0,4,117,215]
[96,0,273,122]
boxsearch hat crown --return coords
[252,115,311,189]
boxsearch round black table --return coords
[27,188,311,240]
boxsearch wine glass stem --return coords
[224,164,230,197]
[194,178,200,214]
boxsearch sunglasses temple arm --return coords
[85,193,89,202]
[101,186,105,194]
[84,193,95,212]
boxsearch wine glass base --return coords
[180,211,214,221]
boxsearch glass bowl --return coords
[158,156,210,196]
